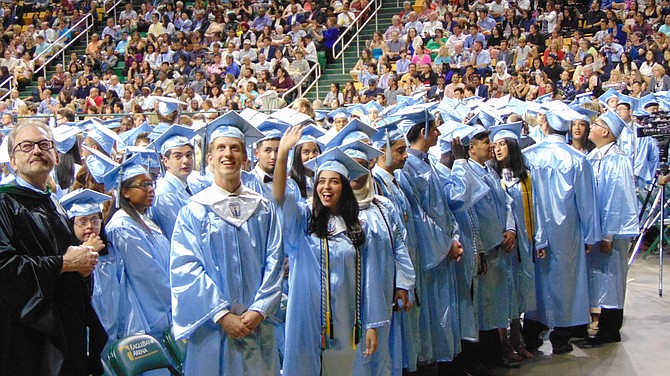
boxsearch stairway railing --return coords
[333,0,383,74]
[281,62,322,102]
[33,13,95,81]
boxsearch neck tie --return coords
[392,177,398,187]
[185,185,193,196]
[263,175,273,183]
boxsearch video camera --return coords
[638,110,670,138]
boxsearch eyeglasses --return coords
[74,218,103,227]
[13,140,54,153]
[128,181,156,190]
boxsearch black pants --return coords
[596,308,624,342]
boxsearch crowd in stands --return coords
[0,0,380,125]
[3,0,670,124]
[331,0,670,111]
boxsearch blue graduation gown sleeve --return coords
[149,173,191,238]
[106,212,172,338]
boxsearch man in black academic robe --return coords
[0,121,99,376]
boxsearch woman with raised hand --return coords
[274,126,389,376]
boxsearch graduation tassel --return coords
[352,245,362,350]
[321,238,333,349]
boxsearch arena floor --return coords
[495,252,670,376]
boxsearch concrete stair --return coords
[303,0,402,103]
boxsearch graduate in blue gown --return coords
[86,150,173,353]
[170,112,285,376]
[60,188,113,375]
[288,127,324,199]
[334,137,416,376]
[147,125,197,238]
[489,122,537,360]
[465,126,518,368]
[614,99,660,188]
[521,106,601,355]
[396,105,464,372]
[585,111,640,345]
[274,129,390,376]
[371,123,423,374]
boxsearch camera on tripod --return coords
[637,110,670,138]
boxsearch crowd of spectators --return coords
[332,0,670,112]
[0,0,379,125]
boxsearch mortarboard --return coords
[296,124,326,148]
[270,107,315,126]
[395,102,439,139]
[570,105,600,122]
[119,122,153,147]
[86,120,124,155]
[339,140,383,161]
[304,147,369,181]
[148,125,196,156]
[489,122,522,143]
[59,188,112,219]
[324,119,377,150]
[256,119,290,143]
[156,96,187,117]
[52,125,82,154]
[597,110,627,139]
[204,111,264,144]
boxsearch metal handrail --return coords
[0,76,15,102]
[34,13,95,80]
[333,0,384,74]
[106,0,125,25]
[281,62,322,102]
[32,13,94,76]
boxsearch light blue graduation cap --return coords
[256,120,290,143]
[570,105,600,122]
[396,95,424,107]
[370,121,405,167]
[52,125,82,154]
[239,108,269,128]
[304,147,369,181]
[148,125,196,155]
[363,100,383,114]
[489,122,522,143]
[59,188,112,219]
[86,120,124,155]
[270,107,315,126]
[102,118,123,131]
[395,102,439,139]
[597,110,627,139]
[477,106,503,129]
[296,124,326,148]
[74,119,100,131]
[328,107,350,122]
[119,121,152,147]
[545,110,576,132]
[85,146,147,191]
[639,93,659,112]
[339,140,383,161]
[156,96,187,116]
[507,97,528,116]
[598,88,620,107]
[324,119,377,150]
[436,123,485,154]
[205,111,264,144]
[534,93,552,103]
[315,109,330,122]
[570,91,594,106]
[125,145,162,170]
[437,98,470,122]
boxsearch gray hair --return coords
[7,120,53,156]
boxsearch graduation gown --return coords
[399,152,460,363]
[433,159,490,340]
[501,175,537,315]
[587,143,639,309]
[467,160,515,330]
[95,210,172,343]
[281,196,390,376]
[0,183,88,376]
[523,135,601,328]
[372,166,421,373]
[356,194,415,376]
[617,122,659,187]
[148,172,192,238]
[171,184,284,376]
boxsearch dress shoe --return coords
[552,342,574,355]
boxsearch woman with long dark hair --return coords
[52,125,83,194]
[569,116,596,154]
[488,123,536,363]
[274,127,389,375]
